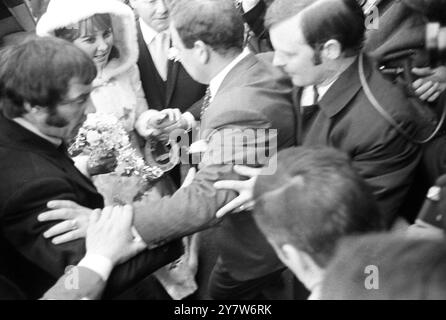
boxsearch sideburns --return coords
[45,109,69,128]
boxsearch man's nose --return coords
[157,0,168,15]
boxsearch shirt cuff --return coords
[183,112,197,131]
[78,254,114,282]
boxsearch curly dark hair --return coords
[0,36,97,118]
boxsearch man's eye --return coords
[76,94,90,105]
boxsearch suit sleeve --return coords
[133,109,274,248]
[2,177,182,298]
[351,124,421,224]
[41,266,105,300]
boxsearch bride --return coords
[37,0,177,203]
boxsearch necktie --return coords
[313,85,319,105]
[152,31,170,81]
[301,86,320,133]
[200,87,212,119]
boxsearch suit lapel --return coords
[318,55,372,118]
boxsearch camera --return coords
[403,0,446,67]
[416,175,446,232]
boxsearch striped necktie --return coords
[200,87,212,119]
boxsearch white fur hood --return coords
[36,0,138,84]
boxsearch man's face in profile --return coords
[169,23,209,84]
[270,14,326,87]
[40,78,94,142]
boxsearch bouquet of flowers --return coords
[69,113,164,205]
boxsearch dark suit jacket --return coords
[0,275,26,300]
[136,20,206,115]
[300,55,421,226]
[0,114,183,299]
[133,52,297,281]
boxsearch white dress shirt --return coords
[139,20,170,81]
[300,77,338,107]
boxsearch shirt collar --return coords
[317,77,338,100]
[139,19,160,45]
[209,47,250,102]
[13,117,62,146]
[301,76,338,106]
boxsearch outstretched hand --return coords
[86,205,147,265]
[38,200,93,245]
[213,165,262,218]
[135,109,188,138]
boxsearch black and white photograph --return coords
[1,0,446,308]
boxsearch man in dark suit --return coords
[0,37,182,299]
[263,0,421,226]
[42,0,297,299]
[42,205,144,300]
[141,0,297,299]
[129,0,207,188]
[1,205,142,300]
[216,0,424,225]
[129,0,206,116]
[133,0,296,299]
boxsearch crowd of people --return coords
[1,0,446,300]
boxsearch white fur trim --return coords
[36,0,139,82]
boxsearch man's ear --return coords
[23,102,48,122]
[322,39,342,60]
[193,40,210,65]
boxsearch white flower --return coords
[86,131,102,146]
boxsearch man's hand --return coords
[87,205,147,266]
[213,165,262,218]
[412,66,446,102]
[407,220,445,240]
[38,200,93,245]
[135,109,189,138]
